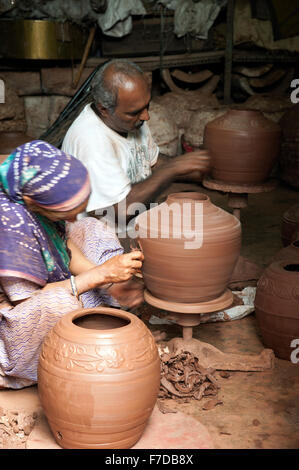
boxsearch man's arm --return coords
[112,149,211,223]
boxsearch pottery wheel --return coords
[202,177,277,220]
[144,289,233,314]
[144,289,274,372]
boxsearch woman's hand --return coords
[108,278,145,308]
[94,251,144,285]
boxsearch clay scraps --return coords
[0,407,37,448]
[159,351,222,407]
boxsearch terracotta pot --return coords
[203,109,281,184]
[38,307,161,449]
[272,239,299,263]
[136,192,241,303]
[254,261,299,360]
[184,106,228,148]
[281,204,299,247]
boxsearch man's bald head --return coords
[91,59,148,112]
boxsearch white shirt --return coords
[62,104,159,214]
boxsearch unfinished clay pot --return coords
[38,307,161,449]
[254,261,299,360]
[203,109,281,184]
[272,240,299,263]
[184,106,228,148]
[281,204,299,247]
[136,192,241,303]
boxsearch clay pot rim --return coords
[205,108,281,132]
[282,204,299,222]
[61,307,134,335]
[272,260,299,274]
[166,192,210,203]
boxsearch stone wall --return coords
[0,67,153,139]
[0,67,93,138]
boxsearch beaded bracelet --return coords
[70,275,79,299]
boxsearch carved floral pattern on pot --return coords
[38,307,161,449]
[41,325,157,373]
[257,276,299,301]
[254,261,299,361]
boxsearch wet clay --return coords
[38,307,161,449]
[203,109,281,184]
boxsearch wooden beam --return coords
[224,0,235,104]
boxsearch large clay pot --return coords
[38,307,161,449]
[254,261,299,361]
[272,239,299,263]
[184,106,228,148]
[136,192,241,303]
[203,109,281,184]
[281,203,299,247]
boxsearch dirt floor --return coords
[0,178,298,450]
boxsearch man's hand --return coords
[166,150,211,181]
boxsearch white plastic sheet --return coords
[149,287,256,325]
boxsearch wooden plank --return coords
[86,51,225,71]
[224,0,235,104]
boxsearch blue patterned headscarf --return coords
[0,140,91,285]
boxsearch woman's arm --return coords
[67,238,96,274]
[41,250,144,297]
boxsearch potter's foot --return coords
[167,337,274,371]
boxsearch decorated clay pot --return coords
[272,239,299,263]
[136,192,241,303]
[281,204,299,246]
[38,307,161,449]
[254,261,299,360]
[203,109,281,184]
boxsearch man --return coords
[62,59,211,234]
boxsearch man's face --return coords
[100,76,151,135]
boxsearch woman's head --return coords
[0,140,91,221]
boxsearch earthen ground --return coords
[0,179,298,449]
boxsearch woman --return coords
[0,140,144,389]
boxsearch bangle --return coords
[70,275,79,299]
